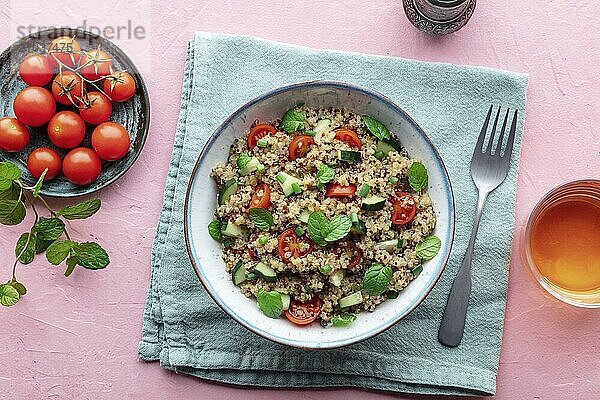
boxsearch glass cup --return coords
[522,179,600,307]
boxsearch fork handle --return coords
[438,191,488,347]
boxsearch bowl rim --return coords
[184,80,456,349]
[0,27,151,198]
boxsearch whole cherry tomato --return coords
[47,111,86,149]
[47,36,81,68]
[13,87,56,127]
[52,71,85,106]
[104,71,136,102]
[62,147,102,186]
[79,49,113,81]
[27,147,61,180]
[79,92,112,125]
[91,122,131,161]
[0,117,29,152]
[19,54,54,86]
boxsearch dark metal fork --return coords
[438,105,519,347]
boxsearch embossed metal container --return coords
[403,0,476,36]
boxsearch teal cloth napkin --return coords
[139,32,528,396]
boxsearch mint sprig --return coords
[316,164,334,189]
[362,116,391,141]
[281,108,306,133]
[363,263,393,296]
[415,235,441,261]
[0,160,110,307]
[257,288,284,318]
[307,211,352,246]
[408,161,428,192]
[248,208,274,231]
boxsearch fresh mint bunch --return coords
[0,161,110,307]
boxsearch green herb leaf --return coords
[15,232,36,264]
[415,236,441,261]
[248,208,274,231]
[46,240,77,265]
[35,237,55,254]
[407,161,428,192]
[0,162,21,191]
[307,211,329,246]
[363,263,393,296]
[324,215,352,242]
[208,220,223,241]
[33,217,65,241]
[362,116,390,141]
[0,283,20,306]
[256,288,283,318]
[71,242,110,270]
[64,257,77,277]
[10,281,27,296]
[58,199,101,220]
[316,164,335,186]
[0,199,26,225]
[281,109,306,132]
[331,313,357,327]
[32,169,47,198]
[236,152,251,169]
[223,238,235,247]
[0,183,21,201]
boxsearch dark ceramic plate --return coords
[0,28,150,198]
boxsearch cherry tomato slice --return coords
[334,128,362,149]
[248,183,271,210]
[333,240,363,270]
[248,248,258,261]
[248,123,277,149]
[288,135,315,161]
[391,191,417,225]
[277,228,314,263]
[325,183,356,198]
[285,297,322,325]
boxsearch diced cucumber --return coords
[350,212,359,223]
[329,269,346,287]
[376,138,402,155]
[412,264,423,277]
[276,172,303,197]
[320,265,333,275]
[338,149,362,163]
[281,293,291,310]
[361,195,386,211]
[299,209,311,223]
[339,291,363,308]
[218,178,238,205]
[374,239,401,252]
[314,119,332,135]
[254,262,277,282]
[238,156,264,176]
[231,261,246,286]
[358,184,370,197]
[221,221,244,238]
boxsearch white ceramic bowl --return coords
[185,81,455,349]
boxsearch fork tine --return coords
[485,107,501,154]
[495,108,510,156]
[474,105,493,154]
[503,109,519,158]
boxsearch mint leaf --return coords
[248,208,274,231]
[307,211,329,246]
[331,313,357,327]
[208,220,222,241]
[10,281,27,296]
[0,283,20,306]
[58,199,101,220]
[35,237,55,254]
[64,257,77,277]
[363,263,393,296]
[0,162,21,191]
[324,215,352,242]
[415,236,441,261]
[0,199,26,225]
[15,232,36,264]
[32,169,47,198]
[281,109,306,132]
[0,183,21,201]
[256,288,283,318]
[46,240,77,265]
[71,242,110,270]
[362,116,390,141]
[408,161,428,192]
[316,164,334,187]
[33,217,65,240]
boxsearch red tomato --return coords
[277,229,314,263]
[13,87,56,127]
[288,135,315,161]
[248,123,277,149]
[248,183,271,210]
[391,191,417,225]
[19,54,54,86]
[47,111,86,149]
[47,36,81,68]
[325,183,356,198]
[284,297,322,326]
[0,117,29,152]
[52,71,85,106]
[103,71,136,102]
[62,147,102,186]
[334,128,362,149]
[333,240,363,270]
[79,92,112,125]
[91,122,130,161]
[248,248,258,261]
[79,49,113,81]
[27,147,61,180]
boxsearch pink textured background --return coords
[1,1,599,399]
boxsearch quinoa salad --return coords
[208,106,442,327]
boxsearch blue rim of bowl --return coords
[0,28,151,198]
[184,80,455,349]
